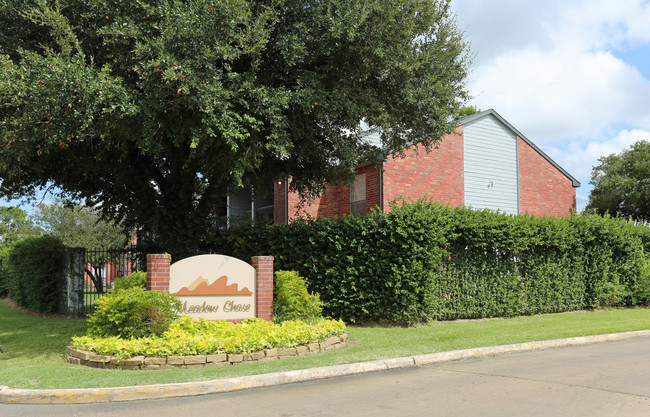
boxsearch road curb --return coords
[2,329,650,404]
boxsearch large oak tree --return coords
[0,0,471,258]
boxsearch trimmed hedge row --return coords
[206,201,650,324]
[1,235,65,314]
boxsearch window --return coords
[350,174,366,216]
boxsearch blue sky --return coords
[452,0,650,210]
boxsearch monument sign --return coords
[169,254,256,321]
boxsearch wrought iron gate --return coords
[62,247,146,316]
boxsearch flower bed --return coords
[68,317,348,370]
[66,332,348,370]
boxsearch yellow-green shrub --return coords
[112,271,147,291]
[72,316,346,358]
[274,270,322,322]
[87,287,181,338]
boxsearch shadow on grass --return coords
[0,299,87,360]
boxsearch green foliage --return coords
[87,287,181,339]
[0,206,42,244]
[34,198,129,249]
[4,235,65,313]
[0,243,13,297]
[587,140,650,222]
[211,200,650,324]
[111,270,147,291]
[274,270,323,322]
[73,316,346,358]
[631,256,650,305]
[457,105,481,118]
[0,0,470,260]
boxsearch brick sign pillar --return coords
[146,254,171,292]
[251,256,274,321]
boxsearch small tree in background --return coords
[34,198,129,249]
[586,140,650,222]
[0,206,42,244]
[34,198,132,294]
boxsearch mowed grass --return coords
[1,298,649,390]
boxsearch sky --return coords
[452,0,650,210]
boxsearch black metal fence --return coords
[81,247,147,315]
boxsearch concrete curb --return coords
[2,329,649,404]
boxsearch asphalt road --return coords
[2,337,649,417]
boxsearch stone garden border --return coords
[66,332,349,370]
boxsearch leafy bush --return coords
[87,287,181,338]
[632,256,650,305]
[112,271,147,291]
[4,235,65,313]
[0,244,13,297]
[208,200,650,324]
[72,316,346,358]
[274,270,323,322]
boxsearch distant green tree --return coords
[457,105,481,118]
[0,0,471,258]
[33,199,131,294]
[586,140,650,222]
[0,206,42,244]
[34,199,129,249]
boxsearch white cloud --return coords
[453,0,558,65]
[546,129,650,180]
[454,0,650,151]
[468,48,650,143]
[546,128,650,212]
[550,0,650,51]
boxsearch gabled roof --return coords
[458,109,581,187]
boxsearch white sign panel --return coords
[169,254,256,321]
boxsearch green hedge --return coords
[4,235,65,314]
[0,243,12,297]
[207,201,650,324]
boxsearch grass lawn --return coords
[1,298,649,390]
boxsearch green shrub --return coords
[209,200,650,324]
[0,244,13,297]
[274,270,323,322]
[632,256,650,305]
[73,316,346,358]
[5,235,65,313]
[112,271,147,291]
[87,287,181,338]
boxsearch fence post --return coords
[251,256,274,321]
[146,254,171,292]
[60,248,85,316]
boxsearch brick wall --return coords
[251,256,274,321]
[273,179,286,225]
[278,165,382,221]
[382,129,465,210]
[518,137,577,216]
[146,254,171,292]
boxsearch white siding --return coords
[464,116,519,214]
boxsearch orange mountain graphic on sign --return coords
[174,275,253,296]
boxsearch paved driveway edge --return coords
[2,329,650,404]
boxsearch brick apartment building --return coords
[228,109,580,224]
